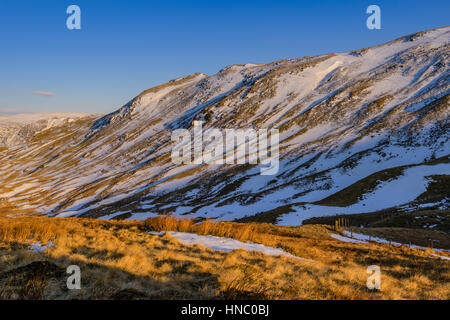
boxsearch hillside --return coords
[0,113,94,147]
[0,26,449,225]
[0,216,448,300]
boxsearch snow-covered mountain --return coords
[0,26,449,225]
[0,113,94,147]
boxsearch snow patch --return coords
[28,241,54,253]
[149,231,312,261]
[330,233,367,243]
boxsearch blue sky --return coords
[0,0,448,115]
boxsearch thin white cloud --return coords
[32,91,55,97]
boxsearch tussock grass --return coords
[0,216,448,300]
[144,216,259,242]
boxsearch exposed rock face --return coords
[0,27,449,225]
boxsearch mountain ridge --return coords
[0,26,449,226]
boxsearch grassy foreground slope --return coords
[0,216,448,300]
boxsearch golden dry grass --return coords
[0,216,449,300]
